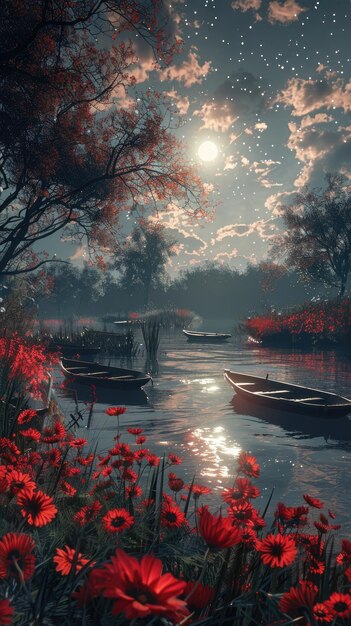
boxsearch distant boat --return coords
[224,370,351,418]
[60,358,151,390]
[183,329,231,342]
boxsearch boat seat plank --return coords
[108,375,135,380]
[80,371,110,376]
[293,397,324,402]
[254,390,290,395]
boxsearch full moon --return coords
[198,140,218,162]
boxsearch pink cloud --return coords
[268,0,306,24]
[194,102,237,132]
[213,220,278,243]
[255,122,268,131]
[214,250,239,262]
[265,191,296,215]
[69,245,87,263]
[165,89,190,114]
[231,0,262,12]
[224,155,238,170]
[275,76,351,116]
[158,49,211,87]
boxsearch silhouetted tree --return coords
[114,220,177,306]
[272,174,351,297]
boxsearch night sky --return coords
[69,0,351,275]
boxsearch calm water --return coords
[55,332,351,534]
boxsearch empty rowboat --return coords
[183,329,231,342]
[60,358,151,390]
[224,370,351,417]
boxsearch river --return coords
[54,330,351,535]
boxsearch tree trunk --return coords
[339,281,346,298]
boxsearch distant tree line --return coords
[36,260,333,321]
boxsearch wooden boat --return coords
[183,329,231,342]
[60,358,151,390]
[224,370,351,418]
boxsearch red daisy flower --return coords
[222,477,260,504]
[105,407,126,416]
[0,532,35,580]
[228,502,264,528]
[161,502,186,528]
[125,484,142,499]
[198,508,242,550]
[127,427,144,435]
[53,545,91,576]
[6,470,36,496]
[17,409,37,425]
[313,603,333,623]
[67,438,88,448]
[19,428,41,442]
[323,592,351,619]
[0,599,14,625]
[168,476,184,493]
[186,483,211,499]
[336,538,351,565]
[279,581,317,625]
[136,435,146,444]
[73,501,102,527]
[76,453,94,466]
[60,481,77,496]
[168,453,182,465]
[102,508,134,533]
[146,454,160,467]
[93,548,189,621]
[303,494,324,509]
[237,451,260,478]
[257,533,297,568]
[184,581,215,612]
[17,489,58,526]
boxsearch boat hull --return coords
[60,358,150,390]
[183,330,231,343]
[224,370,351,418]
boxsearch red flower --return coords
[228,502,264,528]
[146,453,160,467]
[279,581,317,625]
[198,508,242,550]
[161,502,186,528]
[17,489,58,526]
[184,581,215,612]
[125,484,142,499]
[222,477,260,504]
[257,533,297,568]
[303,494,324,509]
[6,470,36,496]
[73,501,102,527]
[93,548,189,621]
[60,481,77,496]
[105,407,126,416]
[168,476,184,493]
[17,409,37,425]
[53,546,91,576]
[313,603,333,623]
[186,483,211,499]
[127,427,144,435]
[0,533,35,581]
[19,428,41,442]
[323,593,351,619]
[0,599,14,625]
[136,436,146,444]
[102,508,134,533]
[168,453,182,465]
[237,451,260,478]
[67,438,87,448]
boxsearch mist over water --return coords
[55,329,351,534]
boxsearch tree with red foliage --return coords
[0,1,208,277]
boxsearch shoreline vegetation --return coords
[245,298,351,349]
[0,331,350,624]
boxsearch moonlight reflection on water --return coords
[56,331,351,533]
